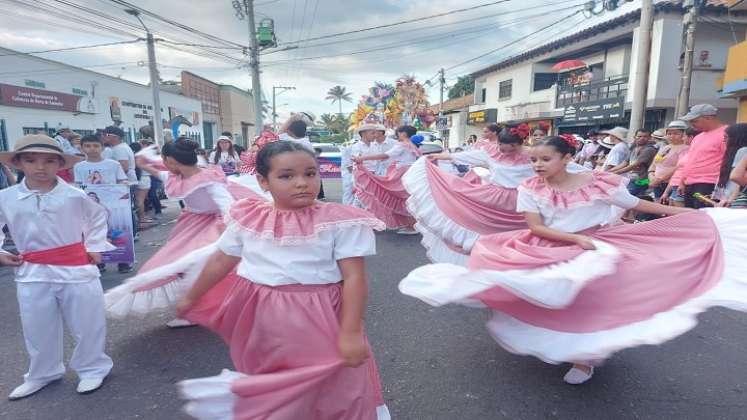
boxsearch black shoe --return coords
[118,264,134,274]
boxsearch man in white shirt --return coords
[102,126,137,184]
[54,125,81,155]
[598,127,630,171]
[373,131,397,175]
[350,123,386,173]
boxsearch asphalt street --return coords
[1,180,747,420]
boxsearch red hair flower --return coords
[509,123,530,139]
[560,134,578,149]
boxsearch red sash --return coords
[21,242,92,266]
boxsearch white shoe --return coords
[8,380,55,400]
[563,366,594,385]
[396,228,419,235]
[77,377,105,394]
[166,318,197,328]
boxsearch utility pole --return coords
[233,0,265,138]
[437,68,447,147]
[628,0,654,139]
[126,9,163,146]
[675,0,700,118]
[272,85,295,131]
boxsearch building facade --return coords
[722,0,747,122]
[469,1,747,137]
[219,85,256,146]
[0,48,203,151]
[181,71,222,149]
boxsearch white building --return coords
[467,1,747,136]
[0,47,204,150]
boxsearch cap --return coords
[217,135,232,143]
[680,104,717,121]
[103,125,125,138]
[666,120,689,130]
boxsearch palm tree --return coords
[320,113,337,132]
[325,85,352,115]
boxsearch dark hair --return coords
[221,131,232,138]
[162,138,199,165]
[81,134,102,144]
[256,140,316,177]
[486,123,501,135]
[469,134,477,140]
[635,128,651,136]
[685,128,700,137]
[498,125,524,145]
[395,125,417,138]
[129,142,142,154]
[234,145,245,155]
[534,136,577,156]
[287,120,307,138]
[718,123,747,186]
[103,125,125,138]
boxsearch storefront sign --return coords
[562,97,624,123]
[318,156,341,179]
[467,108,497,125]
[0,83,86,112]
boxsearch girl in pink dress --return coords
[403,125,585,265]
[400,136,747,385]
[104,140,253,325]
[161,140,387,419]
[353,125,421,234]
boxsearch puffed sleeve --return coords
[207,183,235,215]
[82,196,116,252]
[333,224,377,260]
[608,183,640,209]
[450,149,491,167]
[385,144,403,158]
[216,224,244,257]
[515,186,541,213]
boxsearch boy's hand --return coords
[87,252,102,264]
[0,253,23,267]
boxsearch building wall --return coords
[604,44,631,79]
[219,86,255,146]
[181,72,221,147]
[0,49,203,149]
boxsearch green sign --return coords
[72,88,88,96]
[24,79,46,89]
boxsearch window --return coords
[533,73,556,91]
[480,88,487,104]
[498,80,512,100]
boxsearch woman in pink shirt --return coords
[660,128,698,207]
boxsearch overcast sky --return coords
[0,0,640,121]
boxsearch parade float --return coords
[351,76,437,131]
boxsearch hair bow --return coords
[509,123,530,139]
[560,134,578,149]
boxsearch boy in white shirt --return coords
[74,135,128,185]
[0,135,114,400]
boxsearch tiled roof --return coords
[428,95,474,113]
[470,0,739,78]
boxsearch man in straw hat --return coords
[597,126,630,171]
[0,135,114,400]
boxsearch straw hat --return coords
[356,122,386,134]
[0,134,83,170]
[599,127,628,143]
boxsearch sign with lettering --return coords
[562,97,625,123]
[467,108,497,125]
[0,83,87,112]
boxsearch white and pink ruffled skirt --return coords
[179,275,389,420]
[401,158,526,265]
[354,164,414,229]
[400,209,747,364]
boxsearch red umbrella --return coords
[552,59,587,71]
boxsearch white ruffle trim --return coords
[417,223,470,266]
[178,369,392,420]
[400,239,620,309]
[104,244,217,318]
[402,157,482,253]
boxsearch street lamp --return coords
[125,9,164,146]
[272,86,295,131]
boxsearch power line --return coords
[276,0,513,46]
[0,39,142,57]
[446,9,583,72]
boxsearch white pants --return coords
[342,173,355,206]
[16,281,113,383]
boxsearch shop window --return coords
[498,80,512,100]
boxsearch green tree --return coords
[448,75,474,100]
[325,85,353,115]
[320,113,350,134]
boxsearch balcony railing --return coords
[555,75,629,108]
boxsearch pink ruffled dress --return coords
[158,198,388,419]
[402,146,534,265]
[353,141,421,229]
[400,171,747,364]
[104,165,258,316]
